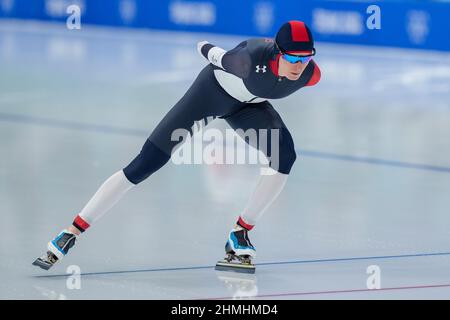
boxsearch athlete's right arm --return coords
[197,40,252,79]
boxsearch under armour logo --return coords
[255,65,267,73]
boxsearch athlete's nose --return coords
[293,62,303,71]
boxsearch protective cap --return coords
[275,21,314,55]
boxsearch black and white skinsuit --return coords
[123,38,321,185]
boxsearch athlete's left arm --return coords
[305,60,321,87]
[197,40,251,78]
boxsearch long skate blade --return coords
[32,257,53,270]
[215,260,255,274]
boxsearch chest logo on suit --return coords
[255,65,267,73]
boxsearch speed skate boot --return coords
[215,227,256,274]
[32,229,77,270]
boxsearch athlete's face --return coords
[278,55,311,81]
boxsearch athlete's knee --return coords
[123,139,171,184]
[269,128,297,174]
[279,144,297,174]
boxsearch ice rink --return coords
[1,20,450,299]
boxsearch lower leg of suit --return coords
[224,102,297,229]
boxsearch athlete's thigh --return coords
[224,101,296,173]
[224,100,290,150]
[149,65,242,155]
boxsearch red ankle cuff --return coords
[237,216,254,231]
[73,215,90,233]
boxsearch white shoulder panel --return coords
[213,69,266,103]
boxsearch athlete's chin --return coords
[287,74,301,81]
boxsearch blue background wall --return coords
[0,0,449,51]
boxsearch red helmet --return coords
[275,21,315,55]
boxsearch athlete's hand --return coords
[197,40,210,56]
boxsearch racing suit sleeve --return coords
[197,40,252,79]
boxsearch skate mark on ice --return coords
[2,112,450,174]
[33,251,450,278]
[204,283,450,300]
